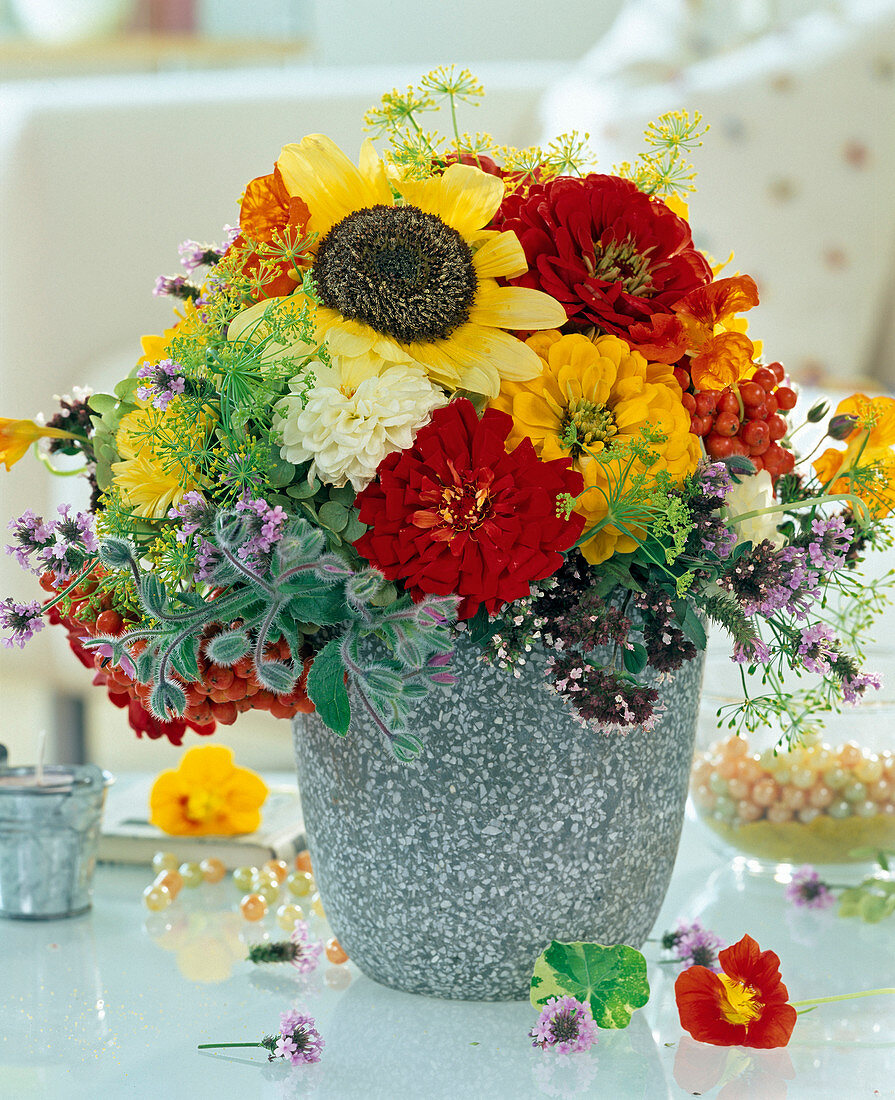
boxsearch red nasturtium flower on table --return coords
[674,934,798,1049]
[352,399,585,619]
[499,174,712,361]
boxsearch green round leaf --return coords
[530,941,650,1029]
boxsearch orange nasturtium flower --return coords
[0,418,78,471]
[813,394,895,518]
[149,745,268,836]
[674,934,797,1049]
[673,274,761,391]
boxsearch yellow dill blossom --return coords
[139,298,207,368]
[490,331,700,564]
[111,401,208,519]
[232,134,565,397]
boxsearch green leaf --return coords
[139,575,168,618]
[530,941,650,1029]
[328,486,357,506]
[87,393,118,415]
[623,642,648,675]
[858,892,890,923]
[286,588,349,626]
[306,637,351,735]
[286,479,320,501]
[318,501,349,532]
[674,601,707,649]
[205,629,251,667]
[114,377,140,403]
[342,514,366,543]
[170,637,200,682]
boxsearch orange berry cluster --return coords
[678,362,797,480]
[42,570,315,731]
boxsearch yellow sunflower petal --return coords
[445,324,544,394]
[468,282,567,331]
[396,162,504,237]
[320,315,378,358]
[277,134,392,237]
[472,231,528,279]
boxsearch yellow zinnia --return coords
[813,394,895,517]
[230,134,565,397]
[491,330,700,564]
[112,402,207,519]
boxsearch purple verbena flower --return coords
[136,359,187,411]
[695,461,734,508]
[805,515,853,571]
[797,623,838,675]
[732,636,772,665]
[1,598,44,649]
[273,1009,323,1065]
[529,996,599,1054]
[785,865,835,910]
[152,274,201,301]
[178,226,238,272]
[289,922,323,975]
[842,670,882,704]
[673,921,726,969]
[6,509,55,573]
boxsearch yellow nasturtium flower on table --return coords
[149,745,268,836]
[0,418,79,471]
[490,330,700,565]
[231,133,565,397]
[813,394,895,518]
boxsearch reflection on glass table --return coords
[4,810,893,1099]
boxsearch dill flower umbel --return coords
[273,356,447,490]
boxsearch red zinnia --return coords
[500,174,712,361]
[352,399,585,619]
[674,934,798,1049]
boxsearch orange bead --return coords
[294,849,313,874]
[263,859,289,883]
[240,893,267,921]
[200,858,226,884]
[325,936,349,964]
[154,869,183,898]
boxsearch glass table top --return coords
[3,801,893,1099]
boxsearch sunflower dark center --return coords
[313,204,478,344]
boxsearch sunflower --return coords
[229,134,566,397]
[490,330,700,564]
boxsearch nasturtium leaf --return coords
[306,637,351,735]
[530,941,650,1029]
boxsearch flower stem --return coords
[790,988,895,1008]
[197,1042,263,1050]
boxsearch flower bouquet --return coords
[3,68,893,995]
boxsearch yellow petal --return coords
[357,138,394,205]
[513,391,563,435]
[396,162,503,237]
[277,134,393,237]
[472,231,528,279]
[177,745,236,787]
[320,315,378,358]
[447,324,544,394]
[468,282,567,331]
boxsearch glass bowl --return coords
[691,648,895,868]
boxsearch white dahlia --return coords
[274,358,447,490]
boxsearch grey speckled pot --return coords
[293,636,705,1001]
